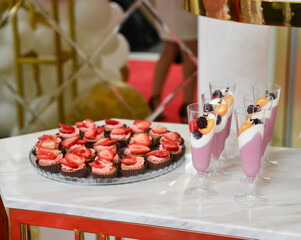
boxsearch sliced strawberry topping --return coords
[152,126,167,134]
[36,147,61,156]
[59,158,78,168]
[164,132,180,142]
[105,119,119,125]
[132,133,150,146]
[89,161,105,169]
[97,149,115,161]
[36,152,58,160]
[121,155,137,165]
[95,138,118,146]
[61,136,80,149]
[76,139,88,145]
[59,123,75,134]
[84,129,97,140]
[38,135,58,141]
[75,121,84,127]
[70,146,92,159]
[111,127,132,135]
[83,119,96,128]
[36,139,57,149]
[65,152,86,167]
[134,120,151,130]
[162,141,179,151]
[128,144,150,154]
[59,128,74,134]
[189,120,198,133]
[146,150,170,158]
[96,127,105,134]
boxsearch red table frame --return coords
[0,196,248,240]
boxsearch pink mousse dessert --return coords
[238,119,264,183]
[189,113,216,175]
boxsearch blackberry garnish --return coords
[269,92,276,100]
[192,130,203,139]
[216,116,222,125]
[253,119,263,125]
[247,105,257,114]
[204,103,214,112]
[196,116,208,129]
[213,90,223,98]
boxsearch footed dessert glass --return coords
[253,83,281,165]
[234,107,267,208]
[185,103,218,199]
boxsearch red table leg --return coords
[0,195,9,240]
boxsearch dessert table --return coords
[1,120,301,240]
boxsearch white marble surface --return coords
[1,120,301,240]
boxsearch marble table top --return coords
[0,119,301,240]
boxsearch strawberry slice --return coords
[59,128,74,134]
[128,144,150,154]
[38,135,58,141]
[105,119,119,125]
[152,126,167,134]
[162,141,179,151]
[146,150,170,158]
[97,149,115,161]
[132,133,150,146]
[89,161,105,168]
[121,155,137,165]
[134,120,151,130]
[95,137,109,145]
[189,120,198,133]
[65,152,86,167]
[36,147,61,156]
[70,146,92,159]
[59,123,75,131]
[75,121,84,127]
[84,129,97,140]
[36,153,57,160]
[83,119,96,128]
[164,132,180,142]
[36,139,57,149]
[96,127,105,134]
[111,128,132,135]
[59,158,78,168]
[76,139,88,145]
[61,136,80,149]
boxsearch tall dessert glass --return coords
[185,103,218,199]
[253,83,281,164]
[234,107,267,208]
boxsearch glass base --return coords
[234,193,267,208]
[185,186,217,200]
[206,170,231,182]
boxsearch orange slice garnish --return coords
[217,103,228,116]
[222,94,234,107]
[238,121,252,135]
[255,97,269,108]
[198,118,215,135]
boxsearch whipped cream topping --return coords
[38,154,63,164]
[148,153,170,162]
[122,157,145,169]
[92,158,114,173]
[130,124,144,132]
[210,98,227,133]
[110,132,131,140]
[59,128,79,138]
[94,144,116,152]
[189,113,216,148]
[238,123,264,149]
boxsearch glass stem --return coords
[212,156,220,174]
[198,173,205,191]
[247,180,255,197]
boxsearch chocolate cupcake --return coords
[58,123,80,139]
[96,149,120,165]
[60,136,82,153]
[128,132,153,148]
[68,145,96,162]
[146,150,172,170]
[130,120,151,133]
[104,119,125,135]
[35,152,63,173]
[89,158,118,179]
[75,119,98,137]
[59,153,89,178]
[149,126,168,144]
[110,127,132,148]
[159,132,184,145]
[159,141,185,161]
[119,144,151,158]
[83,127,105,148]
[93,138,119,153]
[120,155,147,177]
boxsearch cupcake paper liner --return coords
[119,162,147,177]
[60,166,89,178]
[36,160,61,173]
[147,155,173,170]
